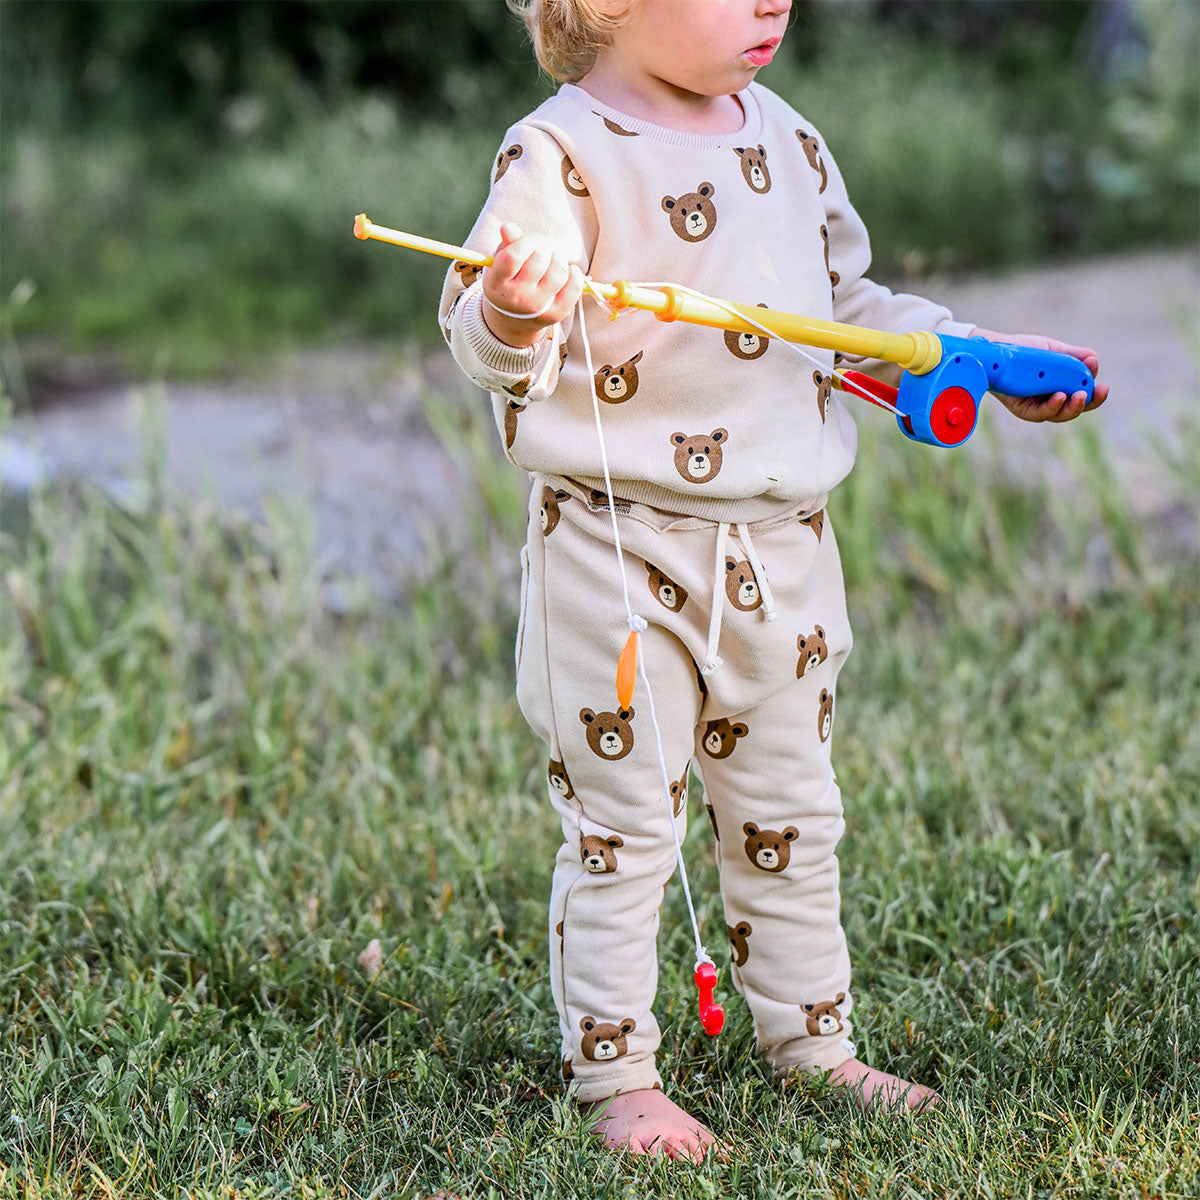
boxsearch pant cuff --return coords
[568,1062,664,1105]
[771,1036,856,1078]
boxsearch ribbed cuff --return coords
[568,1061,665,1105]
[771,1035,857,1078]
[461,291,547,376]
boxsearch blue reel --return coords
[895,335,1097,447]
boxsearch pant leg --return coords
[695,516,856,1076]
[516,485,702,1102]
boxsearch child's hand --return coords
[972,328,1110,423]
[481,222,586,348]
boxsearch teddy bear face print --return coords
[579,1016,636,1061]
[661,183,717,242]
[671,429,727,483]
[580,706,636,759]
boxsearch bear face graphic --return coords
[645,560,687,612]
[671,428,727,484]
[800,508,824,542]
[669,766,689,817]
[662,183,717,242]
[818,689,834,742]
[802,992,846,1037]
[796,625,829,677]
[540,485,570,536]
[561,154,589,196]
[742,822,798,872]
[734,145,772,193]
[594,350,643,403]
[580,706,635,760]
[795,130,827,193]
[725,329,769,360]
[504,399,526,449]
[453,260,482,288]
[579,1015,636,1061]
[813,371,832,423]
[548,758,574,800]
[561,1055,574,1080]
[579,832,624,874]
[728,921,752,967]
[494,143,523,183]
[702,718,748,759]
[724,556,761,611]
[503,376,532,400]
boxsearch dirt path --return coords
[4,249,1196,587]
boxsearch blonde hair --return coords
[507,0,631,83]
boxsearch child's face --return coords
[605,0,792,99]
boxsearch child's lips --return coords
[745,38,780,66]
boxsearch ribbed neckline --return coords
[558,82,763,149]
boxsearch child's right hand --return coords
[481,222,585,348]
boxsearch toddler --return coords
[438,0,1106,1162]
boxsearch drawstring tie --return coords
[701,521,777,677]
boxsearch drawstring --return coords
[702,523,729,676]
[736,522,777,622]
[702,522,776,677]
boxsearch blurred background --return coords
[2,8,1198,1192]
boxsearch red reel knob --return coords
[929,386,977,445]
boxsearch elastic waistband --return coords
[537,473,827,535]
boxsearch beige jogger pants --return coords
[515,476,856,1103]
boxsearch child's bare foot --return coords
[825,1057,939,1112]
[580,1087,717,1161]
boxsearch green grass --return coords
[1,407,1198,1198]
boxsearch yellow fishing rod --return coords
[353,213,1095,448]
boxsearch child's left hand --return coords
[971,328,1110,422]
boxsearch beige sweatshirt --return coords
[439,82,974,524]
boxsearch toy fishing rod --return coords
[354,213,1095,448]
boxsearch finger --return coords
[538,254,570,299]
[497,221,523,247]
[1053,391,1090,422]
[544,266,586,322]
[1042,392,1069,419]
[512,245,552,288]
[1056,342,1097,364]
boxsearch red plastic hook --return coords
[694,960,725,1036]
